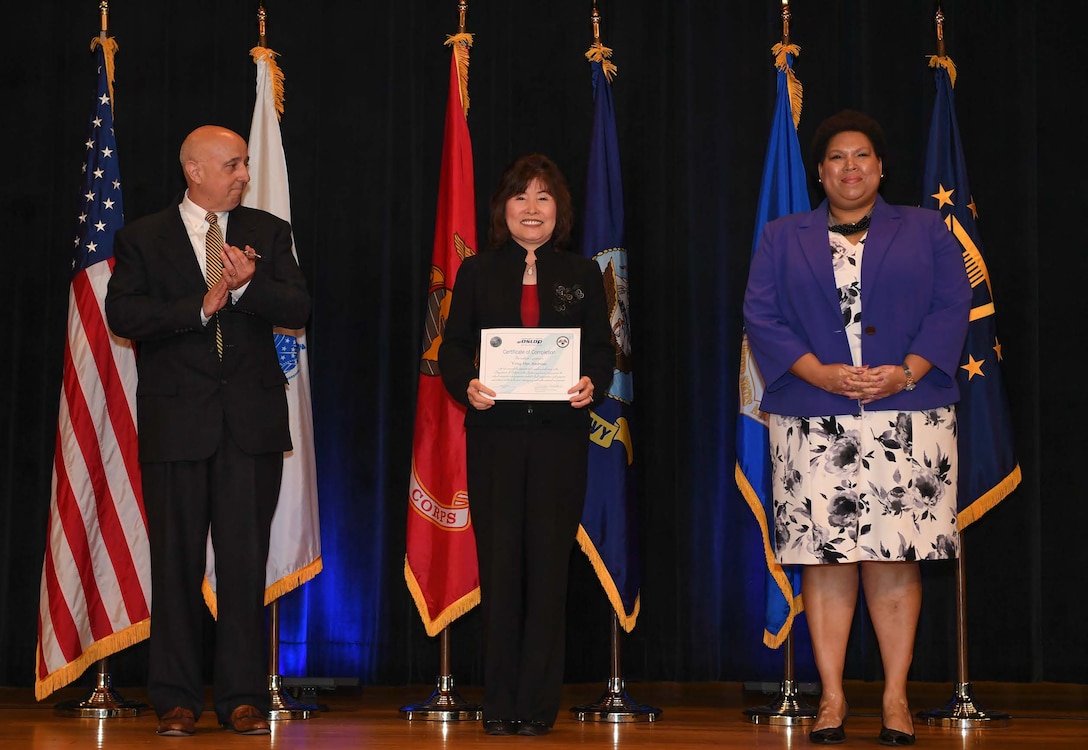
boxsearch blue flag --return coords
[921,61,1021,527]
[736,49,808,648]
[576,53,639,630]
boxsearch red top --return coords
[520,283,539,327]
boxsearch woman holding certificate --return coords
[439,153,614,737]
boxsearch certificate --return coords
[478,328,581,400]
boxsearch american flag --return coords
[35,37,151,701]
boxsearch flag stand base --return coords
[917,682,1010,728]
[268,673,319,720]
[743,680,817,725]
[55,663,147,718]
[399,674,482,721]
[571,678,661,723]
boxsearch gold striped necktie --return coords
[205,211,224,358]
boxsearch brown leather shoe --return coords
[156,706,196,736]
[224,704,271,735]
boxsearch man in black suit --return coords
[105,125,310,736]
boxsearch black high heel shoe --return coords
[808,723,846,744]
[809,701,848,745]
[879,725,916,746]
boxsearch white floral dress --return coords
[769,232,960,564]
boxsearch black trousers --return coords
[466,425,589,726]
[141,425,281,723]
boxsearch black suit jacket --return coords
[439,239,615,430]
[105,201,311,462]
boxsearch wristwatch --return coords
[902,364,917,391]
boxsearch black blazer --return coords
[439,239,615,430]
[105,201,311,462]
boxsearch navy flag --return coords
[735,43,808,648]
[577,41,639,630]
[922,58,1021,527]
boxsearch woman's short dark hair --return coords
[809,109,888,175]
[488,153,574,250]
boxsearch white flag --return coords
[203,46,322,610]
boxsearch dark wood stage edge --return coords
[3,680,1086,749]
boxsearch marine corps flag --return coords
[922,58,1021,527]
[735,43,808,648]
[577,41,639,630]
[405,32,481,636]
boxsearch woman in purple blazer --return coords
[744,110,970,747]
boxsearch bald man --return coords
[106,125,311,737]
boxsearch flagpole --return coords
[915,9,1009,727]
[571,611,660,722]
[742,1,815,726]
[54,2,148,720]
[570,3,658,723]
[243,5,319,720]
[400,5,482,720]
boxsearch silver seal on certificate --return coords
[479,327,581,400]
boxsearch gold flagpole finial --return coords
[927,4,957,88]
[258,4,268,48]
[99,0,109,39]
[585,1,616,82]
[771,0,802,129]
[935,5,946,58]
[445,2,472,117]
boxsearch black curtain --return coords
[4,0,1082,691]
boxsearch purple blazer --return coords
[743,196,971,417]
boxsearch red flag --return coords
[404,33,480,636]
[36,36,151,700]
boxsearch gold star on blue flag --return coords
[922,58,1021,527]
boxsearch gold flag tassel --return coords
[585,42,618,83]
[445,32,474,116]
[927,54,958,89]
[772,42,803,129]
[250,46,286,118]
[90,36,119,107]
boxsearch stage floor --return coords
[3,680,1086,748]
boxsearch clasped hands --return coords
[828,363,907,405]
[202,242,258,317]
[466,375,596,411]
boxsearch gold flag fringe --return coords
[250,46,286,119]
[928,54,958,89]
[445,32,474,117]
[771,42,803,129]
[575,526,640,632]
[90,36,119,110]
[34,618,150,701]
[585,42,618,83]
[957,464,1022,531]
[200,556,323,620]
[404,557,481,637]
[735,462,804,649]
